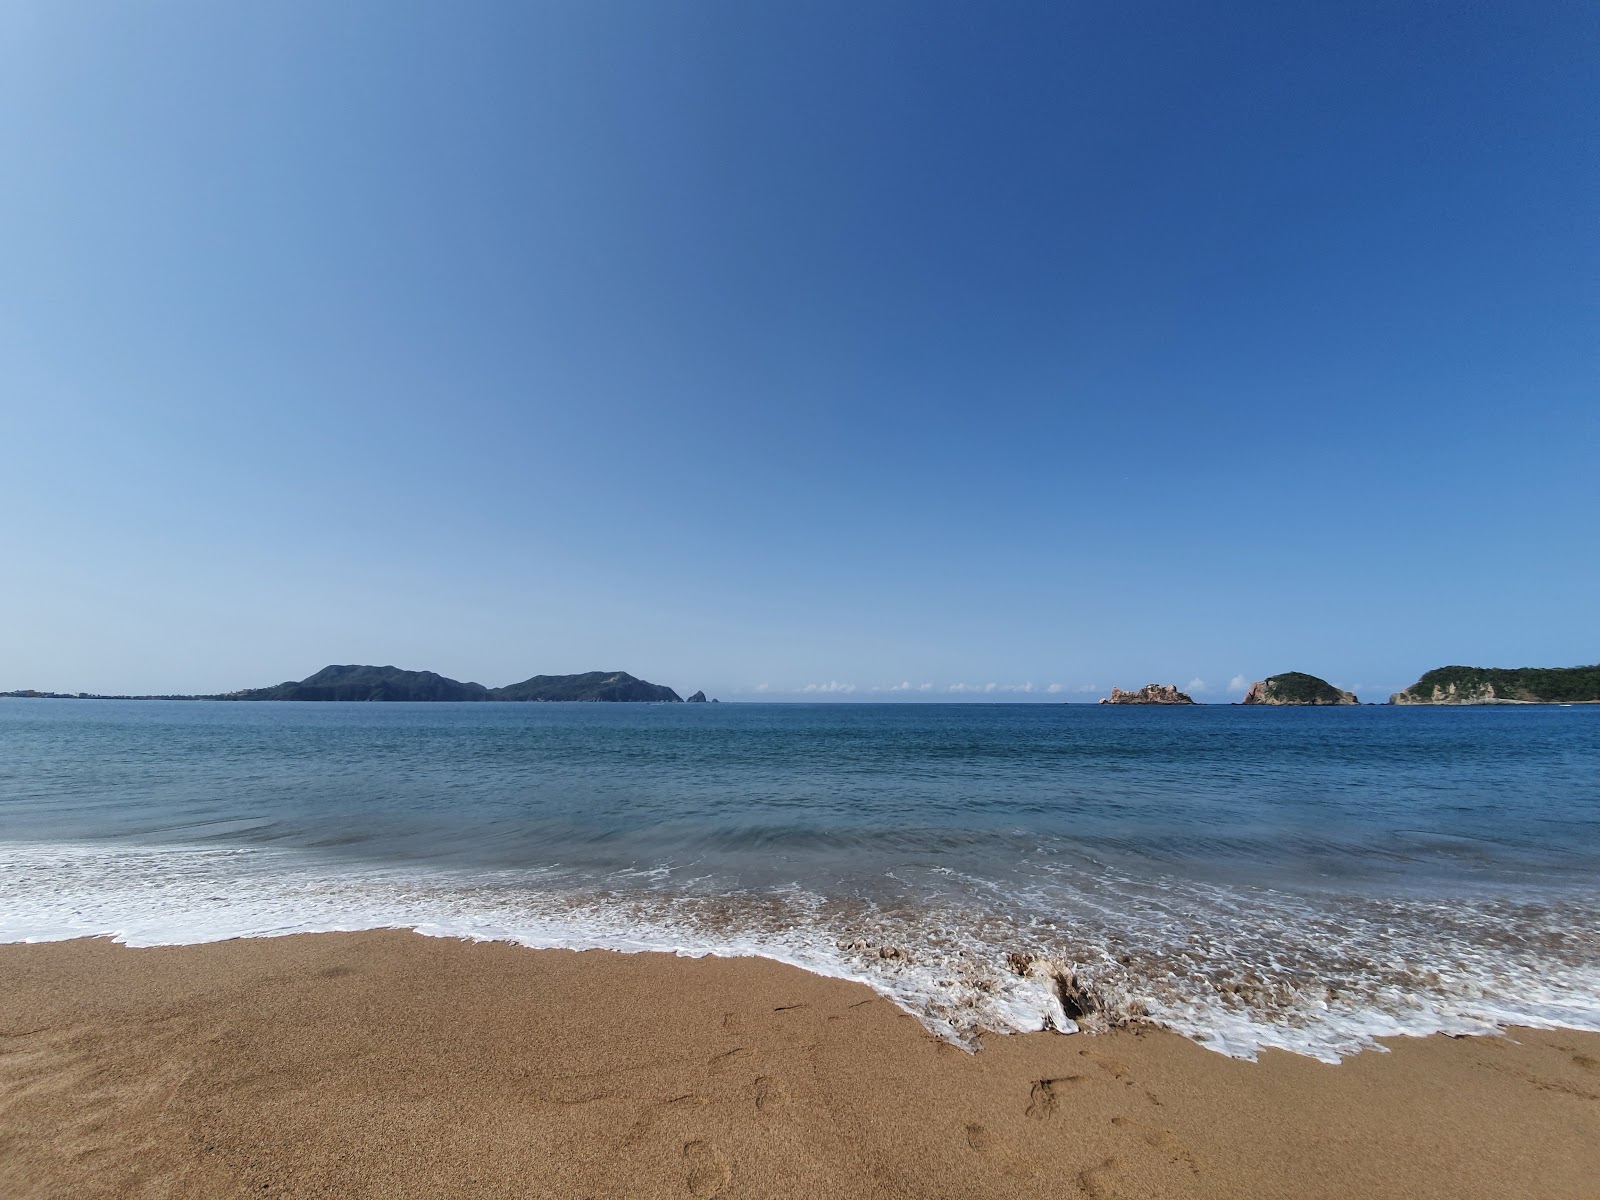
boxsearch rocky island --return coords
[1389,664,1600,705]
[220,666,683,703]
[1241,672,1358,706]
[1100,684,1196,705]
[492,671,681,703]
[224,665,493,703]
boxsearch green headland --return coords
[1389,664,1600,705]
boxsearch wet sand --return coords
[2,931,1597,1199]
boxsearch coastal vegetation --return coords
[1389,664,1600,705]
[1241,673,1358,706]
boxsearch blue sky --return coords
[2,1,1595,700]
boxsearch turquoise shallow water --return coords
[3,699,1597,1059]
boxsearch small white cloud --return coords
[1046,683,1065,694]
[1074,683,1099,693]
[944,681,1039,695]
[1186,677,1208,693]
[1227,675,1250,693]
[801,680,856,694]
[918,682,933,691]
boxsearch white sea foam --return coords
[4,840,1599,1063]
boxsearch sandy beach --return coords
[1,932,1596,1199]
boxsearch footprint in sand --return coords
[1489,1060,1600,1102]
[624,1094,700,1139]
[1110,1115,1199,1174]
[965,1123,1001,1153]
[1078,1049,1132,1081]
[1077,1156,1124,1199]
[1025,1075,1082,1120]
[683,1140,731,1197]
[754,1076,788,1113]
[621,1093,708,1143]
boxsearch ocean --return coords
[3,698,1597,1061]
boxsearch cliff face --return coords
[1100,684,1196,705]
[1389,679,1509,705]
[1241,672,1358,706]
[1389,664,1600,705]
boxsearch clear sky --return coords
[2,1,1595,701]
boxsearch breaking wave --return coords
[5,841,1598,1063]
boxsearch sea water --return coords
[2,698,1596,1061]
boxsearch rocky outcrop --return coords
[686,691,708,703]
[1389,680,1509,705]
[1389,664,1600,705]
[1100,684,1195,705]
[1241,672,1358,706]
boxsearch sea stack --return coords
[1241,673,1358,706]
[686,691,708,703]
[1100,684,1196,705]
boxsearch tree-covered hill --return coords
[1241,672,1358,705]
[1389,664,1600,704]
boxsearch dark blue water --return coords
[3,699,1597,1059]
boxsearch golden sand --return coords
[2,931,1597,1198]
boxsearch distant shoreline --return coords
[8,661,1597,706]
